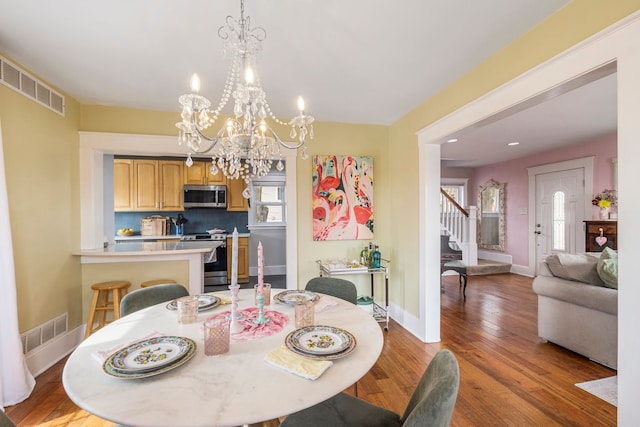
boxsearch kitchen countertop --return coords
[73,241,222,256]
[114,234,182,241]
[73,241,226,296]
[114,233,250,242]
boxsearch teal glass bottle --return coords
[372,245,381,268]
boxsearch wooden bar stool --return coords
[140,279,177,288]
[85,280,131,339]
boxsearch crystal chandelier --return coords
[176,0,314,197]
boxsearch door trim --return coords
[527,156,594,276]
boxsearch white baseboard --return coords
[511,263,534,277]
[387,302,431,343]
[478,250,513,264]
[26,325,84,377]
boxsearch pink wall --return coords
[472,134,617,266]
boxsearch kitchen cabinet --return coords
[226,236,249,283]
[115,159,184,211]
[184,160,226,186]
[158,161,184,211]
[227,177,249,211]
[114,159,135,211]
[134,160,159,210]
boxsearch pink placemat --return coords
[205,307,289,342]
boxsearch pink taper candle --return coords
[257,241,264,294]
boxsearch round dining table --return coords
[62,288,384,427]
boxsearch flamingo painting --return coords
[312,155,374,241]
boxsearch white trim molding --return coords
[416,11,640,422]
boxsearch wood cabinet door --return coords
[227,236,250,283]
[134,160,159,210]
[184,160,227,185]
[206,163,227,185]
[114,159,134,211]
[227,178,248,211]
[237,237,249,281]
[159,161,184,210]
[184,161,207,185]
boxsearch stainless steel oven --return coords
[182,233,228,286]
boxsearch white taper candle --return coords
[231,228,238,286]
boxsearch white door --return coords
[534,168,585,273]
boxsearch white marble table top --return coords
[62,289,384,427]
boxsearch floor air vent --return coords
[0,55,65,116]
[21,312,68,354]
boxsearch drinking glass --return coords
[254,283,271,305]
[204,317,230,356]
[295,300,315,328]
[177,295,199,324]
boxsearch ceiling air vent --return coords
[0,55,65,116]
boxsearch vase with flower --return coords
[592,189,617,220]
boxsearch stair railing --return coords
[440,189,478,266]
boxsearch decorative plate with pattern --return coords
[273,290,319,305]
[107,336,192,373]
[285,338,357,361]
[103,337,196,379]
[166,294,220,311]
[286,325,354,355]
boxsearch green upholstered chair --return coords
[305,277,358,305]
[119,284,189,316]
[0,410,16,427]
[280,349,460,427]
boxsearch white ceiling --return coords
[440,68,618,167]
[1,0,617,168]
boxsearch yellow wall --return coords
[3,0,640,333]
[388,0,640,315]
[0,54,83,331]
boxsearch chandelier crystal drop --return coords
[176,0,314,196]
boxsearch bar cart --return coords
[316,259,390,331]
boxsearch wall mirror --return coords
[478,179,505,251]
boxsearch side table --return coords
[317,260,390,331]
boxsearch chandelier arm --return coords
[253,123,304,150]
[188,114,227,154]
[278,136,304,150]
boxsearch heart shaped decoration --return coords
[595,236,608,246]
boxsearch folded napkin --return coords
[314,295,338,313]
[92,331,163,364]
[264,346,332,380]
[217,295,232,305]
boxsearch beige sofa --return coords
[532,251,618,369]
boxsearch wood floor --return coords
[5,273,616,426]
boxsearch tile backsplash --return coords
[114,208,249,235]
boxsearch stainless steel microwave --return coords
[183,185,227,208]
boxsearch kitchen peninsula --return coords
[73,241,218,295]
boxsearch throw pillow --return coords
[597,247,618,289]
[545,253,605,287]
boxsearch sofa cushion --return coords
[533,275,618,316]
[545,253,605,287]
[597,247,618,289]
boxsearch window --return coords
[441,185,465,205]
[250,181,286,227]
[552,191,565,251]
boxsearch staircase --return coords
[440,189,477,266]
[440,189,511,275]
